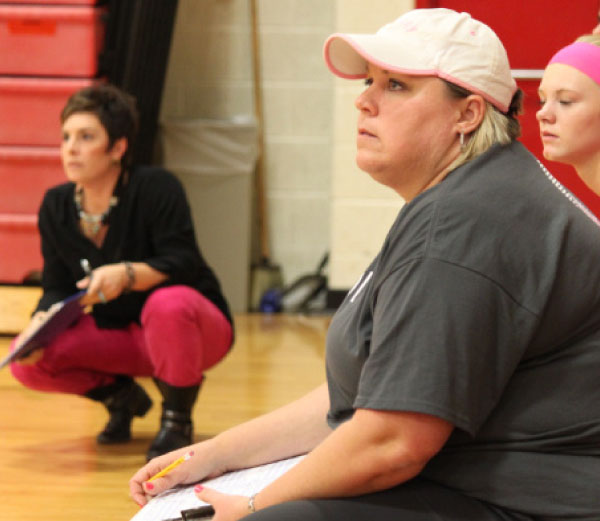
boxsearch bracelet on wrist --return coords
[248,493,258,513]
[123,261,135,293]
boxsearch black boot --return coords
[85,376,153,444]
[146,378,200,461]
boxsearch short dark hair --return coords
[61,84,139,168]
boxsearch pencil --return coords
[147,450,195,482]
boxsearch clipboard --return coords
[0,290,86,370]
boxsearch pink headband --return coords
[549,41,600,86]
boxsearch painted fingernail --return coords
[145,482,154,490]
[194,485,203,493]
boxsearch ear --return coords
[455,94,486,136]
[110,137,128,163]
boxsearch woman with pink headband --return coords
[537,34,600,193]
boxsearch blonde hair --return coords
[443,81,523,172]
[576,34,600,46]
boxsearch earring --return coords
[460,132,466,151]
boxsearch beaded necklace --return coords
[74,170,128,239]
[74,187,119,237]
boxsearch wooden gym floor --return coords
[0,286,329,521]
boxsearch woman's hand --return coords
[130,442,222,508]
[194,487,251,521]
[130,383,331,510]
[77,263,129,305]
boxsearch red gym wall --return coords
[0,1,106,283]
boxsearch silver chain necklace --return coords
[74,187,118,237]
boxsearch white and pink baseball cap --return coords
[324,8,517,113]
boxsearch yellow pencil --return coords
[147,450,195,482]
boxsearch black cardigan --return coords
[36,165,232,329]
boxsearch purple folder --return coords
[0,290,85,370]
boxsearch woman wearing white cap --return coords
[130,9,600,521]
[538,34,600,195]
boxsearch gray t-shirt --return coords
[326,142,600,520]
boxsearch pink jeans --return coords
[10,285,233,395]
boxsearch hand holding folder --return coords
[0,290,86,370]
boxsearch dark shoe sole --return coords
[146,413,193,461]
[97,430,132,444]
[146,432,191,461]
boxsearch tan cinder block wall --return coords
[160,0,415,307]
[257,0,335,283]
[159,0,257,312]
[160,0,334,301]
[160,0,255,119]
[329,0,415,291]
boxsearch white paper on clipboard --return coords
[130,455,305,521]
